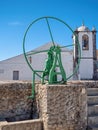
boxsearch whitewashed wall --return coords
[78,32,94,79]
[79,59,93,79]
[0,51,73,81]
[78,32,93,57]
[0,55,32,80]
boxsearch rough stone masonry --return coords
[35,82,87,130]
[0,81,33,122]
[0,81,88,130]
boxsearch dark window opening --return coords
[82,35,89,50]
[28,56,32,64]
[13,71,19,80]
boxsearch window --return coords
[82,35,89,50]
[13,71,19,80]
[28,56,32,64]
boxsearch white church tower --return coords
[73,24,97,80]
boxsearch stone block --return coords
[0,81,33,121]
[35,83,87,130]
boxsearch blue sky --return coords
[0,0,98,61]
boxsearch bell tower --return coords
[73,24,97,80]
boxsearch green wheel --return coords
[23,16,81,82]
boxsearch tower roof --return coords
[77,24,90,32]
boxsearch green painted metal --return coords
[41,46,54,84]
[42,45,66,84]
[28,72,35,99]
[49,46,66,84]
[45,18,55,46]
[23,16,81,99]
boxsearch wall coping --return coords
[0,119,42,126]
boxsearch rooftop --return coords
[77,24,90,32]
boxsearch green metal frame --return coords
[49,46,66,84]
[41,45,66,84]
[23,16,81,99]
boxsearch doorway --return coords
[13,71,19,80]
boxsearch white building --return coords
[0,24,97,81]
[0,43,73,81]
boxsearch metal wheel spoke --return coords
[26,49,49,56]
[60,44,75,48]
[45,17,55,46]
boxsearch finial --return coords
[82,20,84,26]
[92,26,96,31]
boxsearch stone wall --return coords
[1,80,98,130]
[0,81,33,121]
[0,119,43,130]
[69,80,98,88]
[35,82,87,130]
[84,81,98,88]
